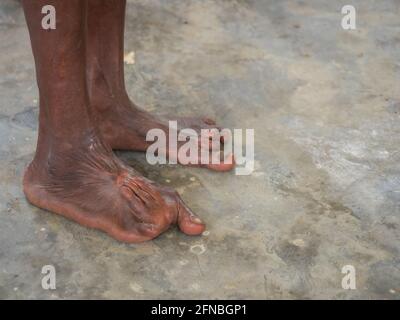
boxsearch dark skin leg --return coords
[86,0,234,171]
[22,0,205,243]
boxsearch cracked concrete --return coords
[0,0,399,299]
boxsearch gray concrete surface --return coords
[0,0,399,299]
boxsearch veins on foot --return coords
[23,132,205,242]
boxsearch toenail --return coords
[190,216,203,224]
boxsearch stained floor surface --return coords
[0,0,399,299]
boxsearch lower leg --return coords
[86,0,234,170]
[22,0,205,243]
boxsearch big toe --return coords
[176,198,206,236]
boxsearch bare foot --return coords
[23,132,205,243]
[91,95,235,171]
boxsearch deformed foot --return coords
[23,133,205,243]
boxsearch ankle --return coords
[34,127,106,163]
[87,65,129,113]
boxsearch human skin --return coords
[22,0,213,243]
[86,0,234,170]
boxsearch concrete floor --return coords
[0,0,399,299]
